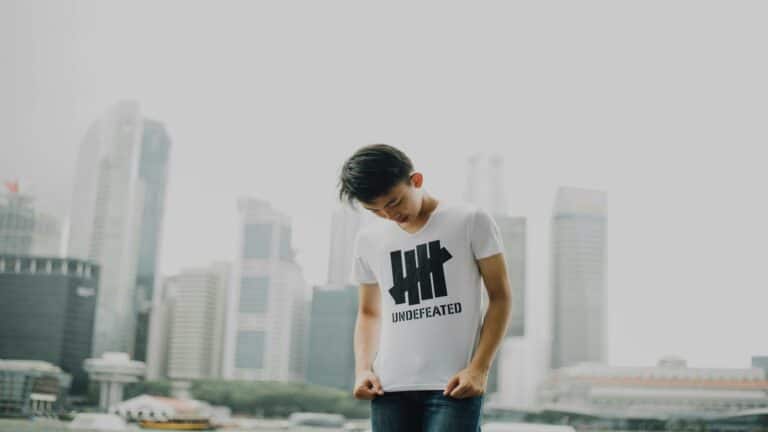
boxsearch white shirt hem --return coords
[382,383,448,392]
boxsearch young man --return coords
[337,144,512,432]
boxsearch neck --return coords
[419,194,438,217]
[413,194,439,224]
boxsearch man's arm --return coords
[470,252,512,372]
[352,282,385,399]
[445,252,512,398]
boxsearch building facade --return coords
[133,119,171,363]
[223,198,308,382]
[550,187,607,369]
[0,255,98,393]
[162,263,229,380]
[0,360,71,417]
[0,185,61,256]
[306,284,358,390]
[0,186,34,255]
[67,100,170,358]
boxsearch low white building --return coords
[539,356,768,417]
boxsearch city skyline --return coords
[2,1,767,369]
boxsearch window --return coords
[239,276,269,313]
[235,331,266,369]
[242,223,272,259]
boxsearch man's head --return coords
[338,144,426,225]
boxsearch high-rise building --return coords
[133,119,171,363]
[67,100,170,358]
[223,198,308,382]
[306,284,358,390]
[550,187,607,369]
[0,255,99,393]
[163,263,229,380]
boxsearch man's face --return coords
[361,175,421,225]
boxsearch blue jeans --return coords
[370,390,483,432]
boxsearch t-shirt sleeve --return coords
[352,232,377,284]
[470,207,505,260]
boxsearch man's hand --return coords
[443,366,488,399]
[352,369,385,400]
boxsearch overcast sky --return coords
[2,1,767,369]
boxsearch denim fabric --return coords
[370,390,483,432]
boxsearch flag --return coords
[4,180,19,194]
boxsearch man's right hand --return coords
[352,370,385,400]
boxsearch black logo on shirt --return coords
[388,240,452,305]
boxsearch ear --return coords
[410,172,424,188]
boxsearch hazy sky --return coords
[2,1,767,369]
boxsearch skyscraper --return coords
[133,119,171,363]
[306,284,358,390]
[550,187,607,369]
[303,202,373,389]
[67,100,171,357]
[223,198,308,381]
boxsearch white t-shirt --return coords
[352,200,504,392]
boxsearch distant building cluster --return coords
[1,100,171,402]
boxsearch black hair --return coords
[337,144,414,207]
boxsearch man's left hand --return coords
[443,366,487,399]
